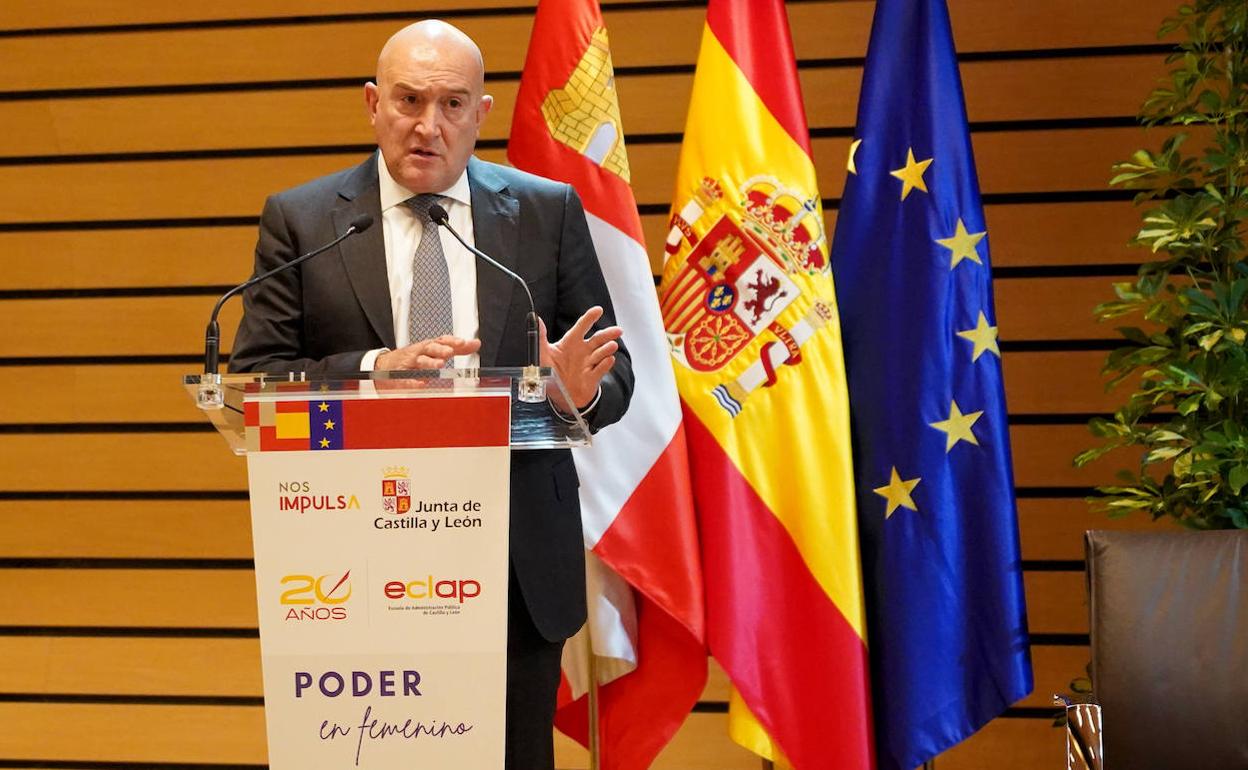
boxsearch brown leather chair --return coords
[1085,529,1248,769]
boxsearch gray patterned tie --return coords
[404,194,454,346]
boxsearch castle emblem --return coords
[540,26,630,181]
[381,466,411,515]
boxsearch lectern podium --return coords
[184,368,589,769]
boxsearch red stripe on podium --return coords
[341,396,511,449]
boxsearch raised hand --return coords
[540,306,623,413]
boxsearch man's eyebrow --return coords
[391,81,472,96]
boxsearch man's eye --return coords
[447,99,463,109]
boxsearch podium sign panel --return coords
[245,387,511,769]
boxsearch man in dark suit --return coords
[228,19,633,769]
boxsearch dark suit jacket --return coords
[229,154,633,642]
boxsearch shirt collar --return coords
[377,149,472,212]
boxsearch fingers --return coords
[585,326,623,348]
[587,354,615,382]
[584,339,618,369]
[566,306,605,341]
[377,336,481,370]
[436,335,482,355]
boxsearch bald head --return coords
[376,20,485,91]
[365,20,493,193]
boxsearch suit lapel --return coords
[468,157,520,368]
[333,154,395,350]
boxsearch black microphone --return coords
[197,214,374,408]
[427,203,541,372]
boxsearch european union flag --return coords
[309,399,344,450]
[829,0,1033,767]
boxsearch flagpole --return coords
[587,630,601,770]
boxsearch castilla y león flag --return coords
[658,0,873,767]
[508,1,707,768]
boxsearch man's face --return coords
[364,38,492,193]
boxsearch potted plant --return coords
[1075,0,1248,531]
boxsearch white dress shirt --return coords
[361,152,480,369]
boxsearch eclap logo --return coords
[384,576,481,604]
[280,570,352,622]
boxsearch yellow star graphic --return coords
[323,419,336,430]
[956,312,1001,361]
[318,438,331,448]
[935,218,987,269]
[930,400,984,452]
[873,467,921,518]
[847,138,863,175]
[317,402,330,412]
[890,147,933,200]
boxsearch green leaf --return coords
[1148,430,1189,443]
[1146,446,1185,462]
[1228,466,1248,495]
[1177,394,1204,415]
[1199,329,1225,349]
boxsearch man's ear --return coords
[363,81,380,125]
[476,93,494,127]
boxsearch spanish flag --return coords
[509,1,707,767]
[659,1,874,766]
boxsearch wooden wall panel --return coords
[0,500,252,558]
[2,494,1153,564]
[0,433,247,491]
[1010,424,1136,488]
[0,637,262,696]
[0,703,764,769]
[982,202,1142,267]
[994,277,1118,342]
[1022,645,1090,709]
[1018,498,1175,561]
[0,297,242,357]
[0,567,1085,633]
[0,352,1119,424]
[0,276,1118,361]
[1003,351,1119,414]
[3,568,258,628]
[0,703,265,764]
[0,130,1166,225]
[0,227,258,290]
[0,364,209,423]
[0,0,579,31]
[0,494,1125,563]
[939,718,1062,770]
[0,424,1126,493]
[0,200,1147,293]
[0,0,1178,91]
[1025,571,1088,634]
[0,55,1166,159]
[0,0,1184,768]
[0,0,1179,51]
[0,631,1083,715]
[0,697,1071,768]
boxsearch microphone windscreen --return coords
[348,214,375,233]
[427,203,450,226]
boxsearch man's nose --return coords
[411,103,440,136]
